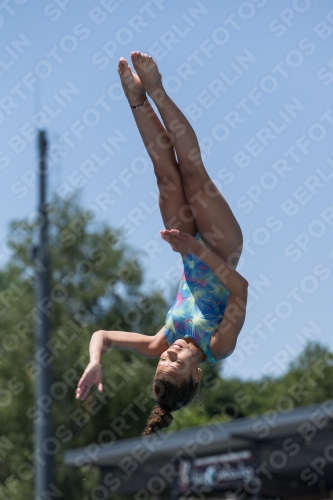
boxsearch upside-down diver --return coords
[76,51,248,437]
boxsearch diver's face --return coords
[156,339,202,384]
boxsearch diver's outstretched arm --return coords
[76,328,167,400]
[95,328,166,358]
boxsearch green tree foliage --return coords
[1,194,333,499]
[0,194,169,499]
[200,341,333,422]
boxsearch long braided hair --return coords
[141,375,200,438]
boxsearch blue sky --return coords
[1,0,333,380]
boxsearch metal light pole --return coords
[34,130,53,498]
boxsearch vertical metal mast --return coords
[34,130,53,498]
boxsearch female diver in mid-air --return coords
[76,52,248,437]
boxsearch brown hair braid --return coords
[141,375,199,438]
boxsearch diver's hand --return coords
[76,362,103,400]
[160,229,199,256]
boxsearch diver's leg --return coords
[131,52,242,267]
[118,57,197,235]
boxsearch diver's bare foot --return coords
[131,51,165,100]
[117,57,146,107]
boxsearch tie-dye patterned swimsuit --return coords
[164,233,230,362]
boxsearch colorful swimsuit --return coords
[164,233,230,362]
